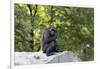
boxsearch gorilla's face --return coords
[48,26,57,36]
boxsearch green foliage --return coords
[14,4,94,61]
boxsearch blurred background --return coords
[14,4,94,61]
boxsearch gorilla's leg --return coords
[53,44,62,52]
[46,42,62,56]
[46,41,56,56]
[43,44,48,53]
[50,41,62,52]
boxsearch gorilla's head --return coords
[48,26,57,36]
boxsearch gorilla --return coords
[41,26,60,56]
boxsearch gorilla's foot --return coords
[46,52,55,56]
[54,48,62,52]
[43,50,46,53]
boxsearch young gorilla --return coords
[41,26,60,56]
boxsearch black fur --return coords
[41,26,60,56]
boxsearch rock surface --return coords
[15,51,81,65]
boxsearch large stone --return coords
[15,51,81,65]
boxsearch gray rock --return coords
[15,51,81,65]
